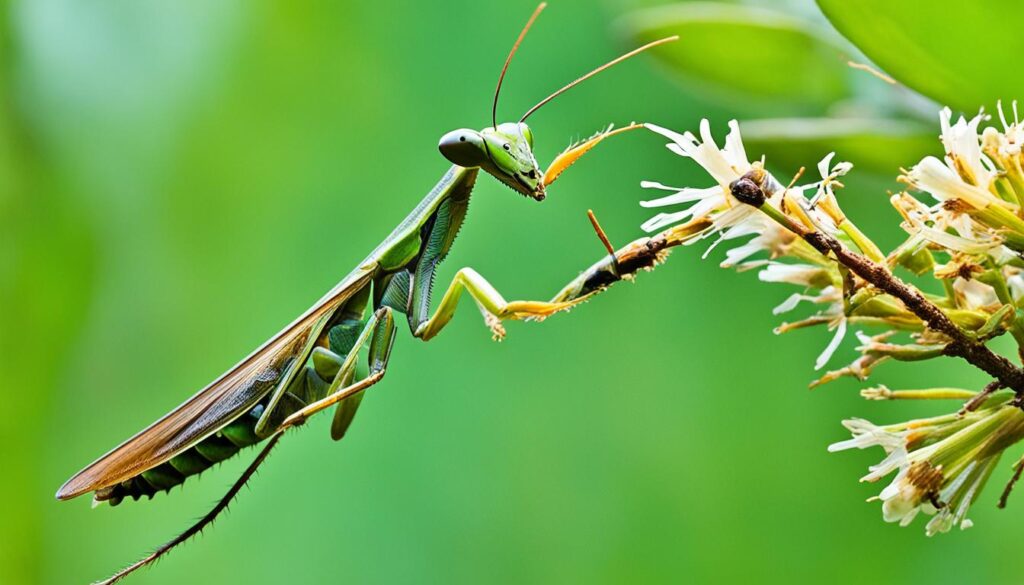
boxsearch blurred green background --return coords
[2,0,1019,583]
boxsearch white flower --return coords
[996,100,1024,149]
[953,278,999,309]
[639,183,725,233]
[986,100,1024,159]
[756,254,847,368]
[772,286,840,315]
[1008,272,1024,302]
[893,186,1009,263]
[640,120,757,234]
[915,224,1002,254]
[648,119,751,186]
[808,152,853,208]
[938,107,994,188]
[879,463,938,526]
[718,213,792,269]
[890,191,937,227]
[906,155,1005,210]
[757,262,831,288]
[829,417,911,482]
[641,120,839,248]
[925,457,997,536]
[828,418,907,453]
[758,261,846,369]
[831,405,1024,534]
[814,318,847,371]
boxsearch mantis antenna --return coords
[492,2,547,130]
[520,35,679,123]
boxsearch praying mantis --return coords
[55,3,676,583]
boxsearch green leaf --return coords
[619,2,851,114]
[739,117,936,175]
[817,0,1023,112]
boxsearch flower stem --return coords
[750,195,1024,394]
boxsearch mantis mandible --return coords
[56,4,676,583]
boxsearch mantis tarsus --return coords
[55,4,676,584]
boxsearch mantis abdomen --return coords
[94,404,268,505]
[93,319,367,506]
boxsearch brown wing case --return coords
[56,270,373,500]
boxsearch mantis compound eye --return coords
[439,129,487,168]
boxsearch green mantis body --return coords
[55,3,676,582]
[58,126,567,508]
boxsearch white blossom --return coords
[639,107,1024,536]
[954,278,999,310]
[757,262,829,287]
[640,120,759,235]
[938,107,994,188]
[648,119,751,186]
[772,287,839,315]
[830,406,1024,534]
[906,155,1004,210]
[814,318,847,371]
[808,152,853,207]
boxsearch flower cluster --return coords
[828,399,1024,534]
[639,105,1024,534]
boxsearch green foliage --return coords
[619,3,850,114]
[740,117,936,174]
[619,1,937,179]
[818,0,1024,112]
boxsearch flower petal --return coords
[640,186,721,208]
[814,319,847,371]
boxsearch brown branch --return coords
[960,380,1004,414]
[796,227,1024,393]
[728,168,1024,391]
[724,168,1024,394]
[575,181,1024,395]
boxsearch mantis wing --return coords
[56,268,375,500]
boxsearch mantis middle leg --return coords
[411,267,584,341]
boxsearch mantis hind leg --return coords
[412,267,585,341]
[304,318,369,440]
[92,312,393,583]
[279,306,396,433]
[254,285,372,438]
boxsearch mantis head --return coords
[439,122,543,200]
[436,2,675,203]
